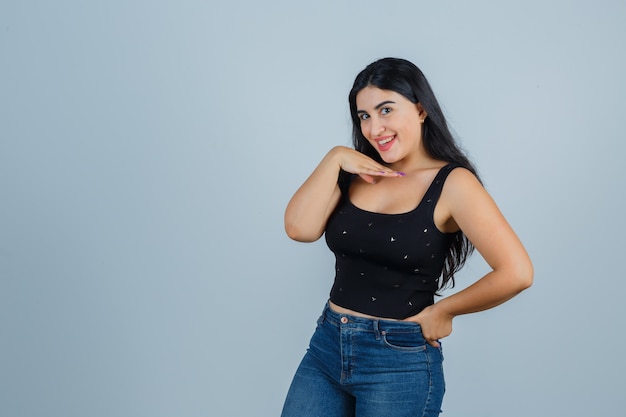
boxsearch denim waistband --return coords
[321,302,422,334]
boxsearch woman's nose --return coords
[370,117,385,137]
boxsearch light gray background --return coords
[1,1,625,416]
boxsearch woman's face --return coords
[355,86,427,166]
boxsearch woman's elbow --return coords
[284,221,322,243]
[513,259,534,291]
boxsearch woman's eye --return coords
[381,107,392,115]
[359,113,370,121]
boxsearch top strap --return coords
[421,163,463,208]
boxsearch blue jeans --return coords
[281,303,445,417]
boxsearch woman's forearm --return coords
[435,266,533,318]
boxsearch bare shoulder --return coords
[441,166,510,244]
[441,166,486,202]
[433,166,486,233]
[446,166,481,185]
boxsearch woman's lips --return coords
[376,135,396,152]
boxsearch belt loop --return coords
[319,303,329,324]
[373,320,381,340]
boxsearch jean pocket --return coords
[382,330,427,352]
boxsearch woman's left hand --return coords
[404,304,454,348]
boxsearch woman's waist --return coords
[328,300,402,321]
[321,301,423,334]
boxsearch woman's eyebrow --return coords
[374,100,396,109]
[357,100,396,114]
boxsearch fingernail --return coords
[397,171,406,176]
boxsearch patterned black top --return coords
[325,164,461,319]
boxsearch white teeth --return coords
[378,136,394,145]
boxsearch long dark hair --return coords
[347,57,480,290]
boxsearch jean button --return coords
[340,317,348,324]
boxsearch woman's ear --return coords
[416,102,428,122]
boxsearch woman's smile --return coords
[375,135,396,151]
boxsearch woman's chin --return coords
[379,154,399,164]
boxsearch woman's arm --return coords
[284,146,403,242]
[408,168,534,346]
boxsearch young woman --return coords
[280,57,533,417]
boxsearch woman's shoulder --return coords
[440,166,492,218]
[445,164,479,182]
[429,162,477,187]
[440,165,484,201]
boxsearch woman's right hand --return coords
[330,146,404,183]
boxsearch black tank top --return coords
[325,164,460,319]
